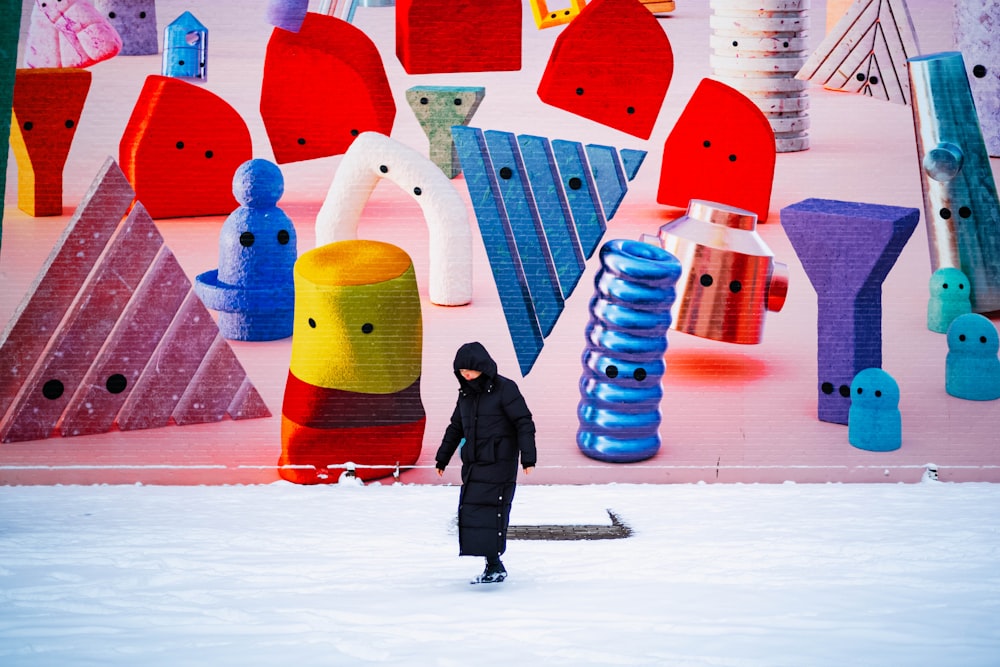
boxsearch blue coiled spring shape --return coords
[577,239,681,462]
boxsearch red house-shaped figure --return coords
[120,75,252,219]
[396,0,521,74]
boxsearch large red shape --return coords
[119,75,252,219]
[260,13,395,164]
[396,0,521,75]
[537,0,673,140]
[657,78,776,222]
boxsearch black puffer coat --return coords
[435,342,536,558]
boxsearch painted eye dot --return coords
[205,150,214,159]
[959,206,972,218]
[42,379,64,400]
[856,387,863,395]
[634,368,647,381]
[728,154,737,162]
[731,40,738,47]
[821,382,834,394]
[943,283,949,289]
[454,98,462,105]
[981,336,988,344]
[413,187,422,196]
[940,208,952,219]
[176,141,184,149]
[703,140,711,148]
[499,167,513,179]
[856,73,866,81]
[379,165,388,173]
[839,385,851,397]
[23,121,33,130]
[239,231,255,247]
[108,11,116,18]
[420,97,429,105]
[605,365,619,378]
[626,106,635,114]
[297,137,306,145]
[139,11,147,18]
[700,274,713,287]
[576,87,584,95]
[106,374,127,394]
[729,280,742,293]
[350,129,359,136]
[277,230,290,245]
[308,318,316,328]
[959,334,967,341]
[568,177,582,190]
[65,119,75,129]
[361,323,374,334]
[874,390,882,397]
[972,64,987,78]
[870,76,879,85]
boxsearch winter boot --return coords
[473,559,507,584]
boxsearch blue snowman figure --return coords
[945,313,1000,400]
[848,367,901,452]
[927,267,972,333]
[195,159,297,341]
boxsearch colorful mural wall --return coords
[2,0,999,485]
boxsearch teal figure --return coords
[194,159,297,341]
[946,313,1000,400]
[928,267,972,333]
[848,368,901,452]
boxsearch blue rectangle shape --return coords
[451,126,544,375]
[552,139,607,259]
[585,144,627,220]
[484,130,564,337]
[517,135,585,299]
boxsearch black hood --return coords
[453,342,497,391]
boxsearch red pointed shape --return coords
[657,78,776,222]
[537,0,673,140]
[260,13,395,164]
[396,0,521,75]
[120,75,252,218]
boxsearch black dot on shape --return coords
[42,379,64,400]
[106,374,127,394]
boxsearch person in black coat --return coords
[435,342,536,583]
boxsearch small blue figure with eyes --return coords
[195,159,297,341]
[927,267,972,333]
[945,313,1000,400]
[848,368,902,452]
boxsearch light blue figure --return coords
[162,11,207,80]
[945,313,1000,400]
[194,159,297,341]
[848,368,902,452]
[928,267,972,333]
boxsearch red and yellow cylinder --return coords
[280,240,424,483]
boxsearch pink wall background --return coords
[2,0,999,485]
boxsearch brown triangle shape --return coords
[0,159,270,443]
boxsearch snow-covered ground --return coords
[2,480,999,666]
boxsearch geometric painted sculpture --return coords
[955,0,1000,156]
[396,0,521,74]
[452,125,647,375]
[194,159,298,341]
[280,240,424,484]
[644,200,789,345]
[781,198,920,425]
[909,51,1000,313]
[119,75,253,219]
[848,367,902,452]
[531,0,588,29]
[266,0,309,32]
[162,11,207,79]
[577,239,681,463]
[405,86,485,178]
[537,0,673,140]
[945,313,1000,401]
[0,158,270,443]
[93,0,159,56]
[927,267,972,334]
[796,0,920,106]
[711,0,811,151]
[260,12,395,164]
[9,68,91,217]
[657,78,776,222]
[23,0,122,68]
[314,132,472,307]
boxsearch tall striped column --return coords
[710,0,810,152]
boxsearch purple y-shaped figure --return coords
[781,199,919,425]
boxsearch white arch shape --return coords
[315,132,473,306]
